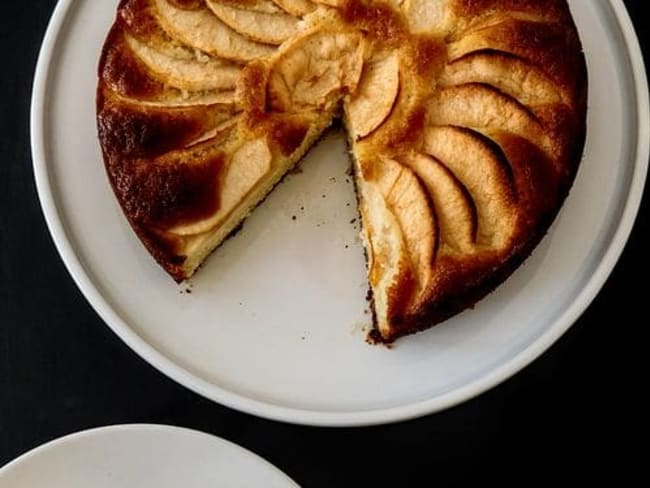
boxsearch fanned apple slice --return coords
[104,121,237,234]
[423,126,517,248]
[120,0,222,62]
[129,91,238,107]
[440,51,565,107]
[427,84,552,157]
[446,18,577,86]
[403,0,450,34]
[98,93,239,158]
[152,0,274,62]
[268,30,365,112]
[450,6,570,43]
[126,34,241,92]
[101,27,236,104]
[346,52,399,141]
[271,0,315,16]
[172,137,272,236]
[375,158,435,292]
[122,1,231,65]
[358,180,410,338]
[402,153,476,254]
[206,0,300,45]
[119,0,187,58]
[184,117,242,148]
[110,91,237,108]
[219,0,285,14]
[357,156,435,336]
[311,0,342,7]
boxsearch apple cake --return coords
[97,0,587,343]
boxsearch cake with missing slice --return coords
[97,0,587,343]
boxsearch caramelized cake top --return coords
[98,0,586,342]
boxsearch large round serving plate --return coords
[31,0,648,426]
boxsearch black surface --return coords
[1,1,648,485]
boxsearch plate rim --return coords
[0,423,299,486]
[30,0,650,426]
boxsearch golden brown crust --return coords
[97,0,587,341]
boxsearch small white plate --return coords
[31,0,648,426]
[0,425,298,487]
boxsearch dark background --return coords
[1,1,647,485]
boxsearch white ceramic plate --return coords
[0,425,298,487]
[31,0,648,426]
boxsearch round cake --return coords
[97,0,587,343]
